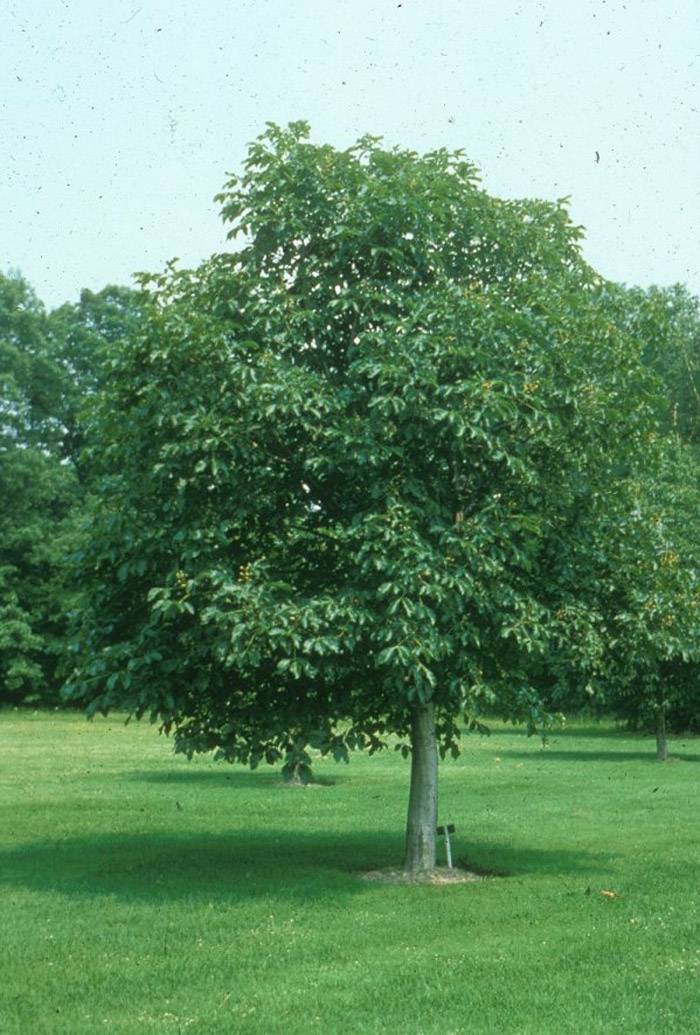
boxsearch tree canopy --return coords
[591,286,700,751]
[0,274,145,705]
[0,273,78,703]
[66,122,664,870]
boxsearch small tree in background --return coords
[66,123,659,871]
[593,286,700,754]
[603,440,700,758]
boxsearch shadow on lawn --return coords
[129,768,341,788]
[486,725,626,740]
[500,748,700,763]
[1,829,607,902]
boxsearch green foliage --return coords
[620,283,700,443]
[48,284,149,473]
[0,273,145,704]
[66,123,659,769]
[0,272,82,704]
[530,282,700,739]
[0,272,62,452]
[576,284,700,737]
[602,440,700,734]
[0,442,80,704]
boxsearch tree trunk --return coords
[656,703,668,761]
[404,700,438,873]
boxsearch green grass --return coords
[2,711,699,1034]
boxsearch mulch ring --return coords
[358,866,488,885]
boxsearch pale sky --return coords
[2,0,699,310]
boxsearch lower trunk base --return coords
[404,701,438,873]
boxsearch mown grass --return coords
[1,709,699,1034]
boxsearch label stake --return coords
[436,823,455,869]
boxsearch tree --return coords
[0,443,79,704]
[590,286,700,753]
[0,272,82,704]
[600,436,700,758]
[48,285,149,475]
[65,123,657,871]
[524,283,700,754]
[0,275,145,705]
[0,272,62,453]
[621,284,700,443]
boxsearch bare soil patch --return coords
[273,779,336,788]
[358,866,488,885]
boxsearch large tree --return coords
[66,123,657,871]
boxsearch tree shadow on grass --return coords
[484,725,626,740]
[129,768,340,788]
[499,748,700,763]
[0,829,608,903]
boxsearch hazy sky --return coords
[2,0,699,309]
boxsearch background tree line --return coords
[0,275,146,706]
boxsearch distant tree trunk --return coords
[656,700,668,761]
[404,700,438,873]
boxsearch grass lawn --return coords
[1,709,699,1034]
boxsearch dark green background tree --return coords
[0,272,79,704]
[48,285,148,477]
[0,273,145,705]
[594,286,700,754]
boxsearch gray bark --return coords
[404,700,438,873]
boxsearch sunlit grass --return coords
[2,709,699,1033]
